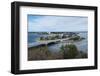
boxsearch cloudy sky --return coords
[28,15,88,32]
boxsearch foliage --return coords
[28,45,51,60]
[28,43,87,60]
[60,44,79,59]
[69,35,85,41]
[39,34,68,41]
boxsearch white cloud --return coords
[28,15,88,32]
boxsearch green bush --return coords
[60,44,79,59]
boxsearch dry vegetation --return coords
[28,45,63,60]
[28,44,87,61]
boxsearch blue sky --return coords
[28,15,88,32]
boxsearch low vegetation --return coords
[60,44,78,59]
[60,44,87,59]
[69,36,85,41]
[39,34,68,41]
[28,45,51,60]
[28,44,87,60]
[28,45,63,60]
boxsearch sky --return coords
[28,15,88,32]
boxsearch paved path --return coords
[28,38,69,48]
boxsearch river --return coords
[28,32,88,53]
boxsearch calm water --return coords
[28,33,40,43]
[28,32,88,53]
[28,33,48,43]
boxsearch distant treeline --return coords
[28,32,80,34]
[28,31,87,33]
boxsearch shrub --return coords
[69,36,85,41]
[60,44,79,59]
[69,36,80,41]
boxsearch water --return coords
[75,32,88,53]
[48,32,88,53]
[28,33,48,43]
[28,32,88,53]
[28,33,39,43]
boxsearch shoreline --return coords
[28,41,87,61]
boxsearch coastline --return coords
[28,41,87,61]
[28,32,88,60]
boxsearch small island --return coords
[37,32,85,41]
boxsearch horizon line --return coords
[28,31,88,32]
